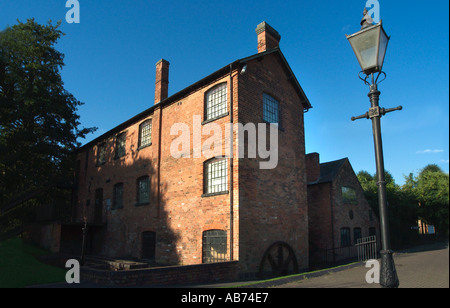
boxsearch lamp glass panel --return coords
[377,29,389,71]
[349,27,380,72]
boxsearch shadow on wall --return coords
[73,131,181,266]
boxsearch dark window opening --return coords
[115,132,126,158]
[340,227,351,247]
[136,176,150,205]
[141,231,156,261]
[112,183,124,209]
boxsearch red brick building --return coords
[306,153,380,268]
[72,21,312,278]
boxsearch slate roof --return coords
[308,158,349,185]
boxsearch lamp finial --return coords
[360,8,374,29]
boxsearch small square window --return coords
[342,187,357,204]
[202,230,227,263]
[204,159,228,194]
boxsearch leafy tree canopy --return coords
[415,164,449,235]
[357,165,449,240]
[0,19,96,207]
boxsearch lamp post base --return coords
[380,250,399,288]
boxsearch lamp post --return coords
[346,9,401,288]
[80,216,88,266]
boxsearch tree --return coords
[415,165,449,236]
[357,170,420,248]
[0,19,96,207]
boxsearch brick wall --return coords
[156,74,238,266]
[307,158,380,266]
[305,152,320,183]
[72,23,309,277]
[81,261,239,287]
[308,182,333,251]
[74,73,239,266]
[237,52,309,274]
[330,160,380,247]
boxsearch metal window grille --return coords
[116,133,126,157]
[139,120,152,147]
[205,159,227,194]
[97,143,106,164]
[206,83,227,120]
[263,93,279,124]
[113,183,124,209]
[202,230,227,263]
[137,176,150,204]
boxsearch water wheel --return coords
[258,241,299,279]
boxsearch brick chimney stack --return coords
[305,152,320,183]
[155,59,170,104]
[255,21,281,53]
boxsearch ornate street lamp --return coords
[346,9,401,288]
[80,216,88,266]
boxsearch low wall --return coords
[81,261,239,287]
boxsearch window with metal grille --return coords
[97,142,106,165]
[340,227,351,247]
[112,183,124,209]
[263,93,279,125]
[202,230,227,263]
[204,158,228,194]
[139,119,152,148]
[115,133,126,158]
[137,176,150,205]
[205,83,227,121]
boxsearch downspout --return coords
[329,182,336,264]
[229,64,234,261]
[157,103,162,218]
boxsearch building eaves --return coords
[239,48,312,111]
[76,48,311,152]
[75,60,239,152]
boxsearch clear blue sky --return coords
[1,0,448,185]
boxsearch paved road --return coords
[271,243,449,288]
[30,242,448,288]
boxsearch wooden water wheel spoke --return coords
[282,250,293,269]
[267,253,277,270]
[258,241,299,279]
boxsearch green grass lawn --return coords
[0,237,66,288]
